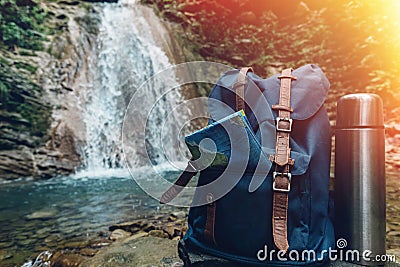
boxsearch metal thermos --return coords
[335,94,386,266]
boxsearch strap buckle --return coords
[272,172,292,192]
[276,117,293,132]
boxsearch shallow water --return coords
[0,169,184,266]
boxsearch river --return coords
[0,169,186,266]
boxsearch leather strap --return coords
[159,161,197,204]
[204,193,217,244]
[204,67,253,245]
[234,67,253,112]
[271,68,296,252]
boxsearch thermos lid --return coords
[336,93,384,128]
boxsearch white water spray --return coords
[83,0,184,173]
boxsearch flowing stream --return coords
[0,1,189,266]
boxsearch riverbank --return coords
[21,210,188,267]
[9,163,397,267]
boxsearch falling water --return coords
[83,0,184,172]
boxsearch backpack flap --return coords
[207,63,329,156]
[256,64,330,121]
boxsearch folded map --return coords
[184,110,271,172]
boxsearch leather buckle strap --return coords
[159,161,198,204]
[272,104,294,113]
[272,172,292,192]
[272,68,295,252]
[276,117,293,132]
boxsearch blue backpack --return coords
[161,64,335,266]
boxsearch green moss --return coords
[14,61,37,74]
[0,55,9,65]
[0,62,50,143]
[16,102,50,138]
[0,0,49,50]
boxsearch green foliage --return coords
[151,0,400,108]
[0,0,48,50]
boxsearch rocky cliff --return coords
[0,0,189,182]
[0,1,103,181]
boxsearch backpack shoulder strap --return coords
[271,68,296,252]
[234,67,253,112]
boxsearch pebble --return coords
[149,229,169,239]
[388,231,400,236]
[25,209,58,220]
[79,248,98,256]
[0,250,13,260]
[18,239,35,246]
[171,211,186,219]
[36,227,52,236]
[125,231,149,241]
[88,239,112,248]
[109,229,131,241]
[0,241,14,249]
[51,251,85,267]
[109,219,147,232]
[63,240,90,249]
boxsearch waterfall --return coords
[82,0,184,173]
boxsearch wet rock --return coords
[109,219,148,232]
[149,229,170,239]
[36,227,53,236]
[26,209,59,220]
[171,211,187,219]
[63,240,90,249]
[81,236,181,267]
[0,250,13,261]
[58,1,80,5]
[18,239,35,246]
[125,231,149,241]
[163,226,177,238]
[388,231,400,236]
[79,248,98,257]
[45,234,62,246]
[0,241,15,249]
[0,150,36,179]
[109,229,131,241]
[51,251,86,267]
[88,238,112,249]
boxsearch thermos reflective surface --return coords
[335,94,386,266]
